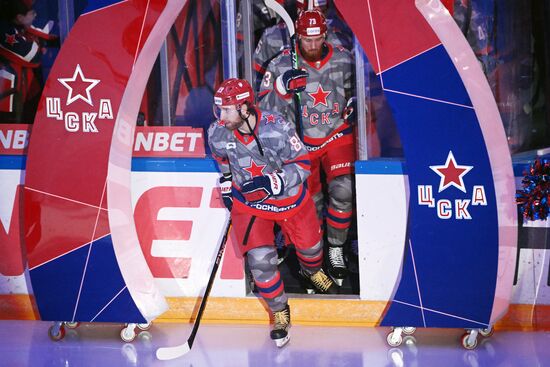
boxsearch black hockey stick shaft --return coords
[186,219,232,349]
[264,0,304,139]
[290,35,304,139]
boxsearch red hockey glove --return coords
[219,173,233,211]
[241,172,285,203]
[276,69,308,95]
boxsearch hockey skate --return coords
[270,305,291,348]
[299,268,339,294]
[327,245,347,286]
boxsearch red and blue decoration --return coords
[517,159,550,221]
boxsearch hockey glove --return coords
[276,69,309,95]
[219,173,233,211]
[342,97,357,125]
[241,172,285,203]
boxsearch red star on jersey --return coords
[244,159,266,178]
[308,84,331,107]
[5,33,17,46]
[265,114,275,123]
[429,151,473,193]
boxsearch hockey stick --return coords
[155,219,232,360]
[264,0,304,139]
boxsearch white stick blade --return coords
[265,0,295,36]
[156,343,191,360]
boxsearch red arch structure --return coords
[23,0,184,323]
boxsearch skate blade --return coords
[275,335,290,348]
[331,277,344,287]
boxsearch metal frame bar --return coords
[221,0,238,79]
[354,37,369,160]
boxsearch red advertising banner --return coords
[0,124,31,155]
[133,126,205,157]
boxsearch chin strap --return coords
[240,109,264,157]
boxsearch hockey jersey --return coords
[253,21,352,90]
[258,42,355,153]
[0,20,57,122]
[208,109,312,220]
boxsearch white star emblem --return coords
[58,64,100,106]
[429,151,473,193]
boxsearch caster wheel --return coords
[461,332,478,350]
[403,327,416,335]
[387,331,403,347]
[479,327,493,338]
[120,327,136,343]
[137,322,151,331]
[48,325,66,341]
[65,322,80,329]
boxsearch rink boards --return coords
[2,148,549,327]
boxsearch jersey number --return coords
[290,135,303,152]
[263,71,272,88]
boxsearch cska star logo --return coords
[308,84,331,107]
[244,159,266,178]
[417,151,487,220]
[302,83,341,126]
[45,64,113,133]
[5,32,18,46]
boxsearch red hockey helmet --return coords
[296,9,327,37]
[214,78,255,108]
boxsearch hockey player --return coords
[208,78,337,348]
[0,0,58,123]
[258,9,355,286]
[253,0,352,92]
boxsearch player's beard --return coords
[301,45,323,62]
[223,118,244,131]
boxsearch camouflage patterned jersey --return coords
[208,109,312,220]
[258,42,355,153]
[253,22,352,90]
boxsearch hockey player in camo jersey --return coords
[253,0,352,92]
[208,78,337,348]
[258,9,355,287]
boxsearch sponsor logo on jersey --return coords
[249,202,297,212]
[330,162,351,171]
[417,151,487,220]
[305,131,344,152]
[45,64,113,133]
